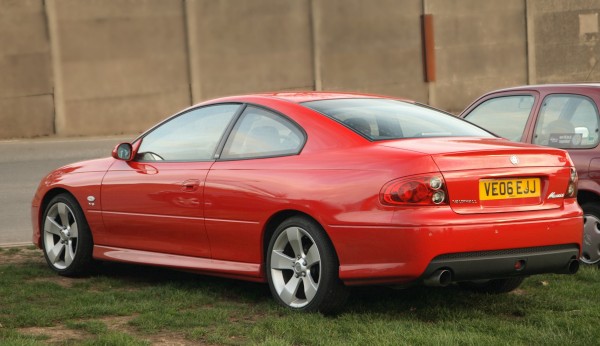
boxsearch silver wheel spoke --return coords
[279,276,301,305]
[48,242,65,264]
[69,221,79,239]
[64,241,75,267]
[45,217,63,236]
[286,227,304,257]
[57,203,69,227]
[302,275,318,301]
[271,250,294,270]
[305,244,320,267]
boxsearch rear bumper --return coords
[328,205,582,285]
[420,244,579,284]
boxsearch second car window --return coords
[221,106,304,160]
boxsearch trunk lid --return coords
[380,138,573,214]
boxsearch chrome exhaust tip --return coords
[423,269,452,287]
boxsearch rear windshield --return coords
[303,98,494,140]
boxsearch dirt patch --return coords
[28,276,74,288]
[146,332,203,346]
[98,316,201,346]
[509,288,527,296]
[18,324,88,344]
[0,247,45,265]
[18,315,202,346]
[5,248,213,345]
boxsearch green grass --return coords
[1,248,599,345]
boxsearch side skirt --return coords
[93,245,265,283]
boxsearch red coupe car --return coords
[461,84,600,265]
[32,92,582,312]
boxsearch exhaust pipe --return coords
[567,259,579,274]
[556,258,580,274]
[423,269,452,287]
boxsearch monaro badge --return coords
[510,155,519,165]
[547,192,565,199]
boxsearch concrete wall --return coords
[186,0,314,102]
[315,0,428,103]
[527,0,600,83]
[427,0,528,112]
[1,0,599,138]
[0,0,54,138]
[46,0,191,136]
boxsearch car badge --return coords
[87,195,96,206]
[547,192,565,199]
[509,155,519,165]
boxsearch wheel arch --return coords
[578,189,600,207]
[261,210,340,275]
[36,188,80,246]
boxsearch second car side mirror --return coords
[112,143,133,161]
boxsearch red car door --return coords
[99,104,242,257]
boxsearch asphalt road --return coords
[0,135,133,246]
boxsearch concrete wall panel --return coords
[63,89,188,136]
[315,0,428,102]
[0,96,54,138]
[51,0,191,136]
[528,0,600,83]
[187,0,314,101]
[0,0,54,138]
[0,0,52,98]
[428,0,527,112]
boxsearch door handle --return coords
[181,179,200,192]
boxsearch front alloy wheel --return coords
[266,216,348,313]
[42,194,93,276]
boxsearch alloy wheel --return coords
[269,226,321,308]
[43,202,79,270]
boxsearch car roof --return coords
[256,92,386,103]
[491,83,600,93]
[199,91,412,106]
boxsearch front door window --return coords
[533,94,600,149]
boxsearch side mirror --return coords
[112,143,133,161]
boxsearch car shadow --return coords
[85,260,531,318]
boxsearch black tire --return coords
[459,277,525,294]
[41,193,94,277]
[266,216,348,313]
[581,202,600,265]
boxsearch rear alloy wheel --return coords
[459,277,525,294]
[42,194,93,276]
[581,203,600,264]
[266,216,348,313]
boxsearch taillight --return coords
[565,167,577,198]
[381,175,448,206]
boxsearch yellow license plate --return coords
[479,178,540,200]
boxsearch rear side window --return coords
[220,106,305,159]
[303,98,492,140]
[533,94,600,149]
[464,95,534,141]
